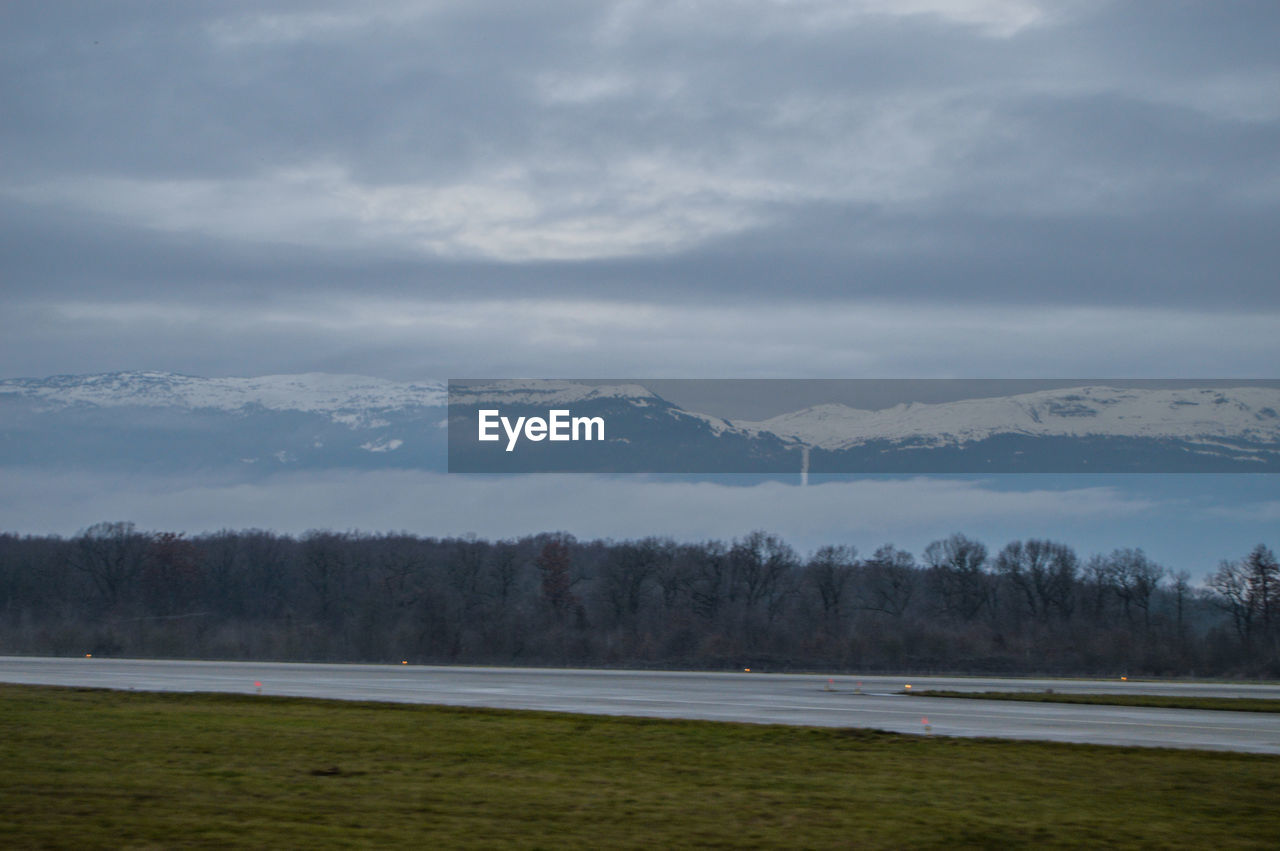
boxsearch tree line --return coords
[1,523,1277,677]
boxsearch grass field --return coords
[3,684,1280,848]
[910,690,1280,713]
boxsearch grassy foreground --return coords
[3,685,1279,849]
[911,690,1280,713]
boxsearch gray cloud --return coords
[4,2,1276,550]
[1,1,1277,376]
[4,294,1277,381]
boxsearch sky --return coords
[2,1,1278,575]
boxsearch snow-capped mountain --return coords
[446,380,794,473]
[0,371,445,418]
[0,371,448,473]
[2,373,1278,474]
[447,381,1280,472]
[741,386,1280,449]
[448,380,657,407]
[735,385,1280,473]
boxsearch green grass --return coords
[2,684,1279,848]
[911,690,1280,713]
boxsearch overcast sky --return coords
[3,2,1278,571]
[3,0,1278,380]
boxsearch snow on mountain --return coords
[667,407,744,435]
[448,380,657,406]
[4,375,1277,471]
[740,386,1280,450]
[0,371,447,418]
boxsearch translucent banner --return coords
[447,379,1280,473]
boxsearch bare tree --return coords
[299,531,353,627]
[536,537,577,616]
[995,540,1078,622]
[804,545,857,624]
[447,534,488,616]
[925,533,989,620]
[1208,545,1280,650]
[598,538,670,624]
[0,523,1269,676]
[1245,544,1280,644]
[729,531,798,622]
[71,521,149,609]
[141,532,201,614]
[1100,548,1165,632]
[856,544,917,618]
[486,540,525,610]
[1208,557,1253,644]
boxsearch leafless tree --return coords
[925,533,989,620]
[71,521,149,609]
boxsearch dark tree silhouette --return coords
[0,524,1271,675]
[537,538,576,616]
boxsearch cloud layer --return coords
[3,1,1278,379]
[3,2,1277,559]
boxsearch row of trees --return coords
[0,522,1276,676]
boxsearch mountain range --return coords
[0,371,448,473]
[3,372,1278,474]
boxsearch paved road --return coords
[4,656,1280,754]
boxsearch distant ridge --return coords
[0,371,447,417]
[0,371,449,472]
[738,385,1280,449]
[3,373,1279,473]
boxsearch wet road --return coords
[4,656,1280,754]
